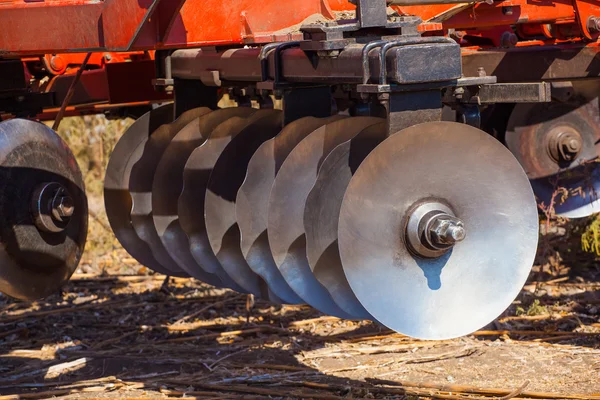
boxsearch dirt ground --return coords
[1,230,599,400]
[0,116,599,399]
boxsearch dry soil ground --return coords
[0,227,599,399]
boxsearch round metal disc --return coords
[179,112,267,292]
[236,116,344,304]
[104,104,176,276]
[205,110,283,301]
[506,100,600,218]
[129,107,220,284]
[268,117,382,317]
[339,121,539,339]
[0,119,88,300]
[304,122,386,319]
[152,108,255,289]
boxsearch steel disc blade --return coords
[506,100,600,218]
[0,119,87,300]
[104,104,176,276]
[339,121,539,339]
[304,122,386,320]
[129,107,217,283]
[205,110,283,301]
[268,117,382,317]
[180,112,270,292]
[236,116,345,304]
[152,108,255,289]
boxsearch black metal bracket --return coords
[380,90,444,136]
[442,82,552,104]
[357,0,388,28]
[0,91,56,118]
[257,41,302,91]
[153,50,175,90]
[282,87,333,126]
[173,78,219,117]
[300,0,421,52]
[358,76,497,94]
[358,36,459,92]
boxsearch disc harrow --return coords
[6,0,600,341]
[104,107,540,339]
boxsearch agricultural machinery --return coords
[0,0,598,339]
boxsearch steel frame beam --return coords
[169,43,600,86]
[0,0,597,54]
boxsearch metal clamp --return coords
[361,40,387,84]
[257,41,302,90]
[274,41,302,87]
[259,42,281,82]
[379,37,454,85]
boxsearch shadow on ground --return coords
[0,268,598,399]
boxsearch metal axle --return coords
[405,201,466,258]
[32,182,74,233]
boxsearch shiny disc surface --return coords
[236,116,344,304]
[179,112,273,291]
[268,117,382,317]
[129,107,214,281]
[205,110,283,301]
[304,122,386,319]
[152,108,255,288]
[104,104,176,275]
[339,122,539,339]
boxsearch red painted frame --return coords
[1,0,597,56]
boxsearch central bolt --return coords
[53,194,74,220]
[429,215,466,246]
[405,201,466,259]
[547,128,583,163]
[559,136,582,160]
[32,182,75,233]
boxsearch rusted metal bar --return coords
[170,43,461,85]
[171,44,600,88]
[462,45,600,82]
[52,52,91,131]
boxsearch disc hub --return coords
[405,201,466,258]
[546,126,583,163]
[32,182,75,233]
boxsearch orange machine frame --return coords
[1,0,599,55]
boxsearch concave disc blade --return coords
[180,112,274,292]
[205,110,283,301]
[0,119,87,300]
[104,104,175,276]
[129,107,219,284]
[304,122,387,320]
[506,100,600,218]
[152,108,255,289]
[236,115,345,304]
[339,121,539,339]
[268,117,383,317]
